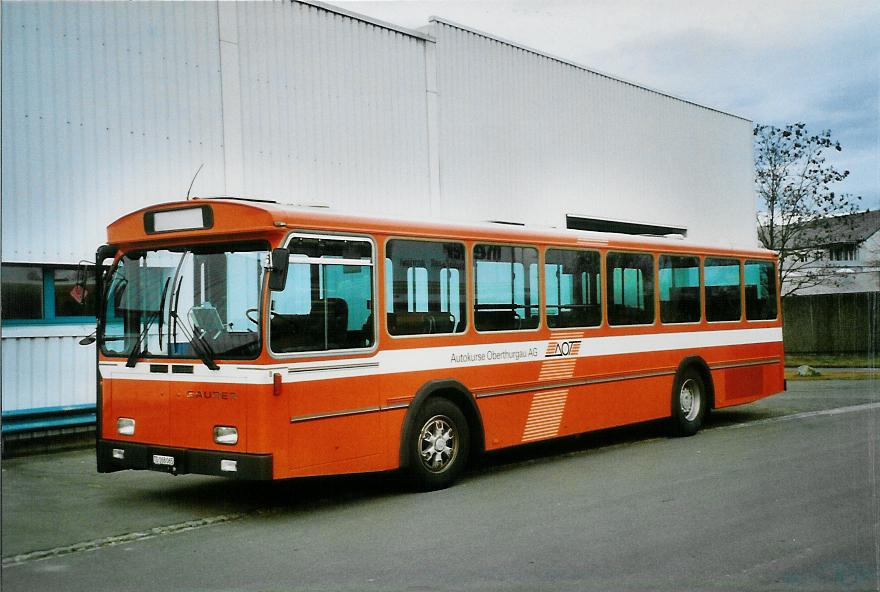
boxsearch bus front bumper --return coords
[97,439,273,480]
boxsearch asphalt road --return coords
[2,379,878,591]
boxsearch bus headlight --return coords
[117,417,135,435]
[213,426,238,445]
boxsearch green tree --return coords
[754,122,861,296]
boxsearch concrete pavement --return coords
[2,379,878,591]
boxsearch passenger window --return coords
[385,240,467,336]
[271,235,375,353]
[705,258,741,322]
[474,244,539,331]
[659,255,701,323]
[745,260,778,320]
[607,252,654,325]
[545,249,601,328]
[0,266,43,320]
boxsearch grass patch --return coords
[784,353,877,368]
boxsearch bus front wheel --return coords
[405,398,470,491]
[671,367,707,437]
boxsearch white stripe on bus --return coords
[102,327,783,385]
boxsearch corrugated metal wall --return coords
[1,1,227,265]
[2,1,226,413]
[233,1,432,212]
[2,326,96,410]
[429,19,755,247]
[1,2,757,415]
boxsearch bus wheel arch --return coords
[399,380,484,488]
[671,357,714,436]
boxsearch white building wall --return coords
[429,19,756,248]
[1,326,96,411]
[794,230,880,295]
[858,230,880,263]
[231,1,433,213]
[1,1,227,265]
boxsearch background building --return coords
[784,210,880,296]
[778,210,880,356]
[1,1,755,435]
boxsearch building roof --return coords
[791,210,880,247]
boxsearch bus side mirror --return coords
[97,244,117,264]
[81,244,118,346]
[268,248,290,291]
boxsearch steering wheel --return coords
[245,308,260,325]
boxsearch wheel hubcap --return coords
[418,415,457,473]
[680,379,701,422]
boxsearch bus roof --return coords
[107,197,775,259]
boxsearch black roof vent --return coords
[567,215,686,237]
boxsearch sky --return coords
[332,0,880,212]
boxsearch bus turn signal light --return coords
[273,372,282,396]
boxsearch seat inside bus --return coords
[270,297,353,351]
[549,304,602,328]
[187,303,259,355]
[663,287,700,323]
[386,311,456,335]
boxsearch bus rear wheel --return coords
[671,367,707,437]
[405,398,470,491]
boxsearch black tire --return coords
[404,398,470,491]
[671,367,707,437]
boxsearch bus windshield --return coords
[100,242,268,362]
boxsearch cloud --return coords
[590,14,878,208]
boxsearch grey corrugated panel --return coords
[1,0,434,260]
[232,1,431,215]
[429,16,748,122]
[431,20,756,247]
[0,333,96,412]
[1,1,226,265]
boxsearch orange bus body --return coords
[96,199,784,484]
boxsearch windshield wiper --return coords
[168,309,219,370]
[125,278,170,368]
[165,260,219,371]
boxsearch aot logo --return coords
[545,340,582,358]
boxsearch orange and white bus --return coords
[93,198,784,489]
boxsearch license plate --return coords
[152,454,175,466]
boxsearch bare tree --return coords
[755,122,861,297]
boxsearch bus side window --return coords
[271,236,374,353]
[705,258,742,322]
[385,239,467,336]
[545,248,601,328]
[744,260,778,320]
[473,244,540,332]
[606,252,654,326]
[659,255,701,324]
